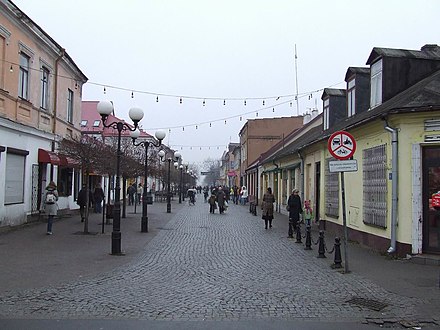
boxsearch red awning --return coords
[59,155,80,168]
[38,149,61,165]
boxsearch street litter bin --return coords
[145,192,153,205]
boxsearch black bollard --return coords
[304,225,312,250]
[317,230,326,258]
[332,237,342,268]
[295,223,302,243]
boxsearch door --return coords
[423,146,440,254]
[315,161,321,222]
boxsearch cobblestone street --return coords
[0,200,437,327]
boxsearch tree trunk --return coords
[83,170,90,234]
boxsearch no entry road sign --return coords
[328,131,356,160]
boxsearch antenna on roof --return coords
[294,44,300,116]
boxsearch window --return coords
[325,158,339,217]
[40,67,50,109]
[347,78,355,117]
[93,120,100,127]
[370,59,383,108]
[80,120,87,127]
[363,144,387,228]
[57,167,73,197]
[5,149,28,204]
[67,89,74,123]
[19,53,30,99]
[323,98,330,130]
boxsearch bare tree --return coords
[202,158,221,186]
[58,134,110,233]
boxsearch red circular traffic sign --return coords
[328,131,356,160]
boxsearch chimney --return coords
[303,112,311,124]
[421,44,440,54]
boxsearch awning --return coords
[0,146,5,153]
[59,155,80,167]
[38,148,61,165]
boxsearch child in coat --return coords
[303,200,313,227]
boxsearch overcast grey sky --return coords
[13,0,440,167]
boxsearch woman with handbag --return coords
[262,187,275,229]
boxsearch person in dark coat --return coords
[216,187,226,214]
[262,187,275,229]
[43,181,58,235]
[208,193,217,214]
[77,185,94,222]
[287,188,303,238]
[93,183,105,213]
[127,183,136,206]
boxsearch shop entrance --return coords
[423,146,440,254]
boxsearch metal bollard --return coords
[304,225,312,250]
[295,223,302,243]
[317,230,326,258]
[332,237,343,268]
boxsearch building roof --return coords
[264,68,440,164]
[345,67,370,81]
[5,0,88,82]
[81,101,151,139]
[366,44,440,64]
[321,88,346,99]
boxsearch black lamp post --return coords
[178,164,183,203]
[130,129,166,233]
[182,164,188,201]
[97,100,144,255]
[158,150,180,213]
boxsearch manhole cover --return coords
[347,297,388,311]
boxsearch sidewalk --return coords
[253,205,440,308]
[0,200,183,292]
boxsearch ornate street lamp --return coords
[158,150,180,213]
[97,100,144,255]
[130,128,166,233]
[182,163,189,201]
[179,164,183,203]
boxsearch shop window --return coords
[57,167,73,197]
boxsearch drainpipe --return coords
[298,150,304,202]
[50,48,65,181]
[273,160,279,211]
[383,118,398,254]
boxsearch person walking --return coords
[233,186,239,205]
[261,187,275,229]
[77,184,93,222]
[240,186,248,205]
[93,183,105,213]
[287,188,303,238]
[43,181,58,235]
[127,183,136,206]
[216,187,226,214]
[208,193,217,214]
[137,183,143,205]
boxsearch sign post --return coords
[328,131,357,274]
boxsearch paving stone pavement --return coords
[0,199,439,327]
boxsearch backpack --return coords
[46,192,56,204]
